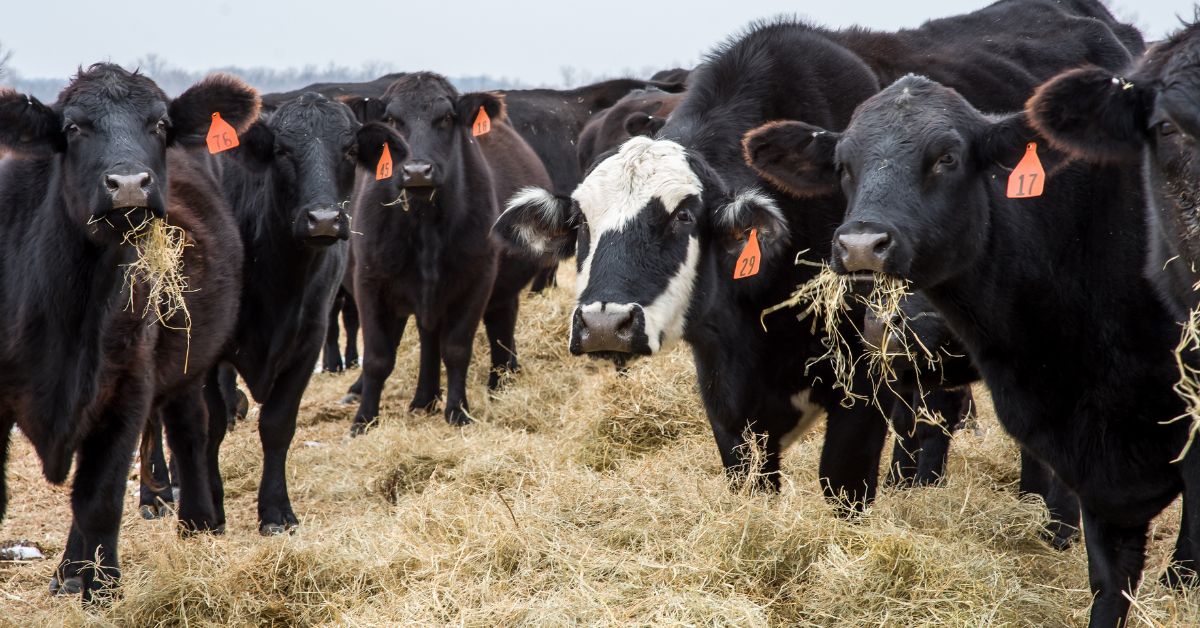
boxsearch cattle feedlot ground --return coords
[1,264,1197,627]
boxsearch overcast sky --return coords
[1,1,1185,85]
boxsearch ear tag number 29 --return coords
[1006,142,1045,199]
[206,112,239,154]
[734,228,761,279]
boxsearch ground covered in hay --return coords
[2,265,1197,627]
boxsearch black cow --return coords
[323,275,360,372]
[743,73,1195,628]
[346,72,552,430]
[576,87,685,172]
[260,73,407,111]
[0,65,257,599]
[494,5,1141,502]
[139,92,368,534]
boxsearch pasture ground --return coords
[1,263,1197,626]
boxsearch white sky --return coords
[1,1,1183,85]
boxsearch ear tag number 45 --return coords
[1006,142,1045,199]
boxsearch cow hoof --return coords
[347,358,360,369]
[339,393,361,406]
[259,522,297,536]
[1039,524,1079,551]
[409,395,440,414]
[445,408,474,426]
[235,390,250,421]
[1161,563,1198,590]
[139,503,173,520]
[49,575,82,596]
[349,420,373,437]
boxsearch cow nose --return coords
[402,161,435,188]
[305,207,345,240]
[104,172,152,208]
[572,306,640,354]
[836,231,892,273]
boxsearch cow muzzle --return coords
[834,222,895,273]
[402,160,437,188]
[93,168,165,227]
[569,303,650,356]
[300,205,349,243]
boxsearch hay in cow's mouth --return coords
[121,214,192,369]
[761,263,919,407]
[1169,304,1200,462]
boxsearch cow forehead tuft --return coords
[571,137,702,230]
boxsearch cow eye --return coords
[64,122,81,137]
[1159,121,1177,137]
[935,152,957,171]
[152,118,168,136]
[438,112,455,128]
[344,144,358,161]
[673,208,694,224]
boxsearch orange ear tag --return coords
[734,228,761,279]
[1006,142,1045,199]
[205,112,239,154]
[472,106,491,137]
[375,143,393,181]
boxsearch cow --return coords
[260,73,407,111]
[576,87,685,172]
[0,64,258,599]
[742,71,1196,628]
[493,4,1142,503]
[322,275,360,372]
[139,92,372,534]
[344,72,552,430]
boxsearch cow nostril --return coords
[104,176,119,191]
[139,174,152,189]
[873,234,892,256]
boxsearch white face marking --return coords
[571,137,705,353]
[781,389,826,450]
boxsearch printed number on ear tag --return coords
[472,106,491,137]
[206,112,239,154]
[734,228,761,279]
[376,143,393,181]
[1006,142,1045,199]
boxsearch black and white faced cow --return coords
[497,22,891,502]
[0,64,257,599]
[743,74,1196,628]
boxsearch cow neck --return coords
[829,27,914,88]
[15,160,141,478]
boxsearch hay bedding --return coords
[0,264,1195,626]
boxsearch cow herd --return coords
[0,1,1198,625]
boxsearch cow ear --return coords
[168,73,261,147]
[0,90,65,156]
[742,120,840,197]
[715,188,790,264]
[974,112,1041,166]
[355,121,409,172]
[340,95,388,123]
[624,112,665,138]
[1026,66,1153,162]
[231,120,275,171]
[457,91,505,126]
[494,187,574,259]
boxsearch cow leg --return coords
[160,387,219,533]
[350,305,407,435]
[0,417,12,523]
[216,363,241,429]
[1020,449,1080,549]
[342,292,360,368]
[137,413,174,519]
[821,403,888,513]
[441,301,485,426]
[707,418,780,491]
[885,395,918,487]
[410,323,442,412]
[913,388,966,486]
[1081,510,1149,628]
[203,368,230,531]
[483,298,520,391]
[257,356,317,534]
[529,266,557,293]
[53,402,145,601]
[1163,470,1200,589]
[322,291,345,373]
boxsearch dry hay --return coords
[121,216,192,366]
[0,263,1196,627]
[1171,304,1200,462]
[763,264,928,410]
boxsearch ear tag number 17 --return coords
[1006,142,1045,199]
